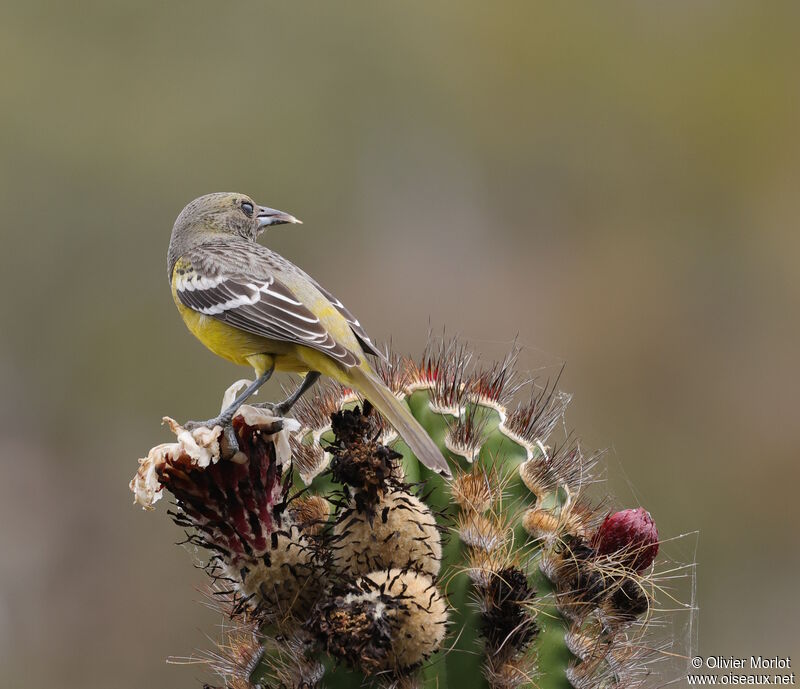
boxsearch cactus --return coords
[131,336,693,689]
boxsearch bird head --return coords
[173,192,301,242]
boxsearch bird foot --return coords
[249,400,285,413]
[183,417,239,456]
[183,413,231,431]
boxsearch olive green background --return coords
[1,2,797,687]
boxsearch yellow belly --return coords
[170,262,363,381]
[173,296,359,387]
[175,299,311,372]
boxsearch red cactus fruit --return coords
[592,508,659,572]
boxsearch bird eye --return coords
[241,201,254,217]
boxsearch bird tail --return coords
[348,365,452,478]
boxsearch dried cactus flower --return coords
[131,338,695,689]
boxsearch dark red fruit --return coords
[592,508,659,572]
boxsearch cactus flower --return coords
[131,338,690,689]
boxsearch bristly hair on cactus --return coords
[131,333,697,689]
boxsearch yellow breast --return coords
[171,271,302,375]
[170,259,364,381]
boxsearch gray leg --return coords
[255,371,321,416]
[184,365,275,431]
[277,371,321,414]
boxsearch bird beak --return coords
[257,206,302,227]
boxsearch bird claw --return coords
[250,401,286,415]
[183,407,235,430]
[182,417,240,457]
[221,425,240,458]
[183,418,221,432]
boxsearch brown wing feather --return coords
[175,249,359,368]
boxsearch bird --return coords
[167,192,451,477]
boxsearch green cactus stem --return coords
[131,337,690,689]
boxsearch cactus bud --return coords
[133,339,691,689]
[592,508,659,572]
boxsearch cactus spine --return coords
[132,337,687,689]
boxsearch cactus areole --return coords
[131,338,686,689]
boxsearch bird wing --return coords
[174,246,360,368]
[309,279,387,362]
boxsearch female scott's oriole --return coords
[167,192,450,477]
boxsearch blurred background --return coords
[1,2,798,687]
